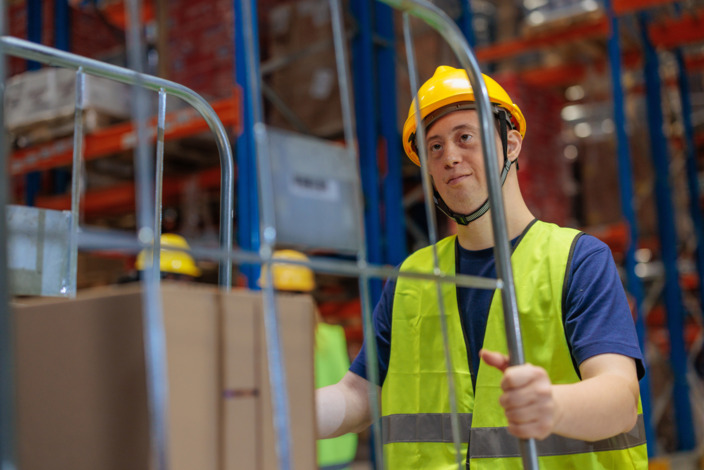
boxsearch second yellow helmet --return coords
[259,250,315,293]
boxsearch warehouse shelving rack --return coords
[3,0,704,468]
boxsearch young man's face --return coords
[424,109,504,215]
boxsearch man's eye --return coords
[429,143,442,152]
[460,133,472,143]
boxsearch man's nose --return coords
[444,145,461,166]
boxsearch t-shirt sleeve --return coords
[564,234,646,380]
[349,278,395,385]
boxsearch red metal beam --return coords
[648,10,704,49]
[684,53,704,71]
[520,49,642,88]
[475,15,609,63]
[34,166,222,217]
[10,96,239,176]
[100,1,155,29]
[612,0,678,15]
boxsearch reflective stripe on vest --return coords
[471,414,647,458]
[382,413,473,444]
[382,412,646,456]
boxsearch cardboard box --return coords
[166,0,234,100]
[5,68,130,136]
[14,281,316,470]
[265,0,343,138]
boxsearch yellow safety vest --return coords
[381,221,647,469]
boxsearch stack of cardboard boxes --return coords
[166,0,235,101]
[14,281,316,470]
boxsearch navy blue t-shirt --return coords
[349,232,645,386]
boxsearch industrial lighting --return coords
[581,0,599,12]
[526,11,546,25]
[565,85,585,101]
[564,144,579,160]
[523,0,548,10]
[635,263,648,278]
[601,118,615,134]
[635,248,652,263]
[561,104,584,121]
[574,122,592,138]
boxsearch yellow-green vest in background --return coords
[381,220,647,469]
[316,322,358,469]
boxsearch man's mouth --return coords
[446,174,469,185]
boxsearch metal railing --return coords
[0,36,236,288]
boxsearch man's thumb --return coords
[480,349,510,373]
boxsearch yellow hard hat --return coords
[135,233,202,277]
[259,250,315,292]
[402,66,526,166]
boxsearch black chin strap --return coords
[433,111,515,226]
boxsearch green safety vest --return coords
[381,221,647,469]
[316,322,358,469]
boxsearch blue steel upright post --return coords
[351,0,383,303]
[26,0,41,70]
[54,0,71,195]
[638,12,695,451]
[25,0,42,206]
[457,0,476,48]
[234,0,262,288]
[603,0,655,455]
[54,0,69,52]
[375,3,406,267]
[675,50,704,324]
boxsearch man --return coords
[316,66,647,468]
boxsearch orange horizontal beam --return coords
[318,299,361,321]
[612,0,678,15]
[520,50,642,88]
[520,63,591,88]
[685,52,704,71]
[584,221,659,255]
[10,96,239,176]
[648,10,704,49]
[34,166,221,217]
[100,1,155,29]
[477,9,704,85]
[475,15,609,63]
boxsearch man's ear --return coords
[507,129,522,163]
